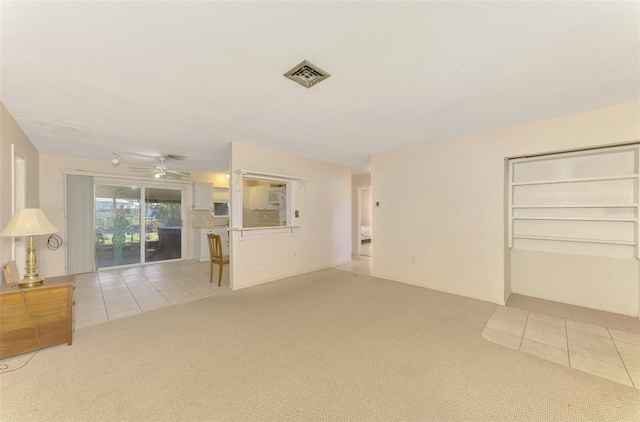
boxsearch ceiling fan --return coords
[129,155,191,179]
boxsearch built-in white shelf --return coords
[512,234,635,246]
[512,217,637,222]
[511,174,638,187]
[508,146,640,257]
[511,204,638,209]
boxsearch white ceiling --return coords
[1,1,638,174]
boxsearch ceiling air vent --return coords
[284,60,331,88]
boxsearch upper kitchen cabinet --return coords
[193,182,213,209]
[213,187,230,202]
[249,185,270,210]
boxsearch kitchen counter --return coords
[189,212,229,228]
[192,222,229,228]
[243,223,285,228]
[194,227,229,261]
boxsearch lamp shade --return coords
[0,208,58,237]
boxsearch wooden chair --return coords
[3,261,19,284]
[207,233,229,286]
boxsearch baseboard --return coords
[370,272,506,306]
[231,262,350,291]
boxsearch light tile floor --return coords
[482,305,640,389]
[77,255,368,331]
[334,255,371,275]
[74,259,230,330]
[360,241,371,257]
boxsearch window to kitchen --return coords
[242,178,287,227]
[230,170,304,231]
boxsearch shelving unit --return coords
[508,145,640,259]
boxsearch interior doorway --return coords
[11,145,26,278]
[358,185,372,257]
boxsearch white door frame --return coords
[11,145,27,277]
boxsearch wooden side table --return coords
[0,275,75,359]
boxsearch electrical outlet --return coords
[411,257,415,264]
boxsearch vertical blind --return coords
[66,174,95,274]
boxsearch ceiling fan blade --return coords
[164,172,184,179]
[166,169,191,177]
[163,154,187,161]
[168,172,191,179]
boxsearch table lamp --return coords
[0,208,58,287]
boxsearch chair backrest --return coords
[3,261,19,284]
[207,233,223,259]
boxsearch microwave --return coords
[268,187,285,204]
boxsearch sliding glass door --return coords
[95,185,141,268]
[144,188,182,263]
[95,183,183,269]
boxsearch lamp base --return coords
[19,234,45,288]
[18,275,44,288]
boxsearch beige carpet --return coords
[1,269,638,421]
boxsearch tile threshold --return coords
[482,305,639,390]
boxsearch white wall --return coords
[38,153,224,277]
[0,103,40,282]
[351,173,371,254]
[361,188,371,226]
[230,142,351,290]
[372,102,640,315]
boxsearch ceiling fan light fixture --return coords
[128,155,191,179]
